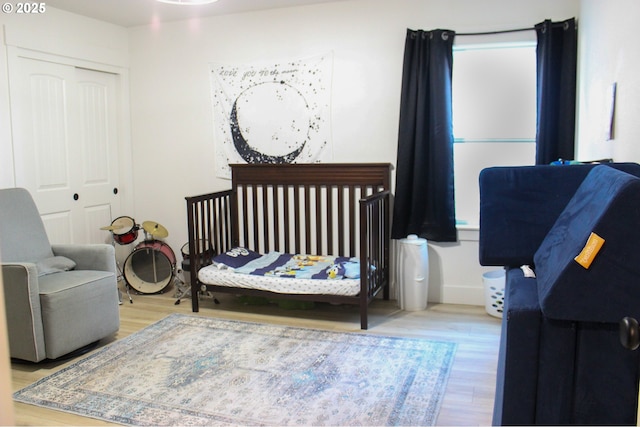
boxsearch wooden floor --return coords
[11,282,502,426]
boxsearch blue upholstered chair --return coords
[480,163,640,425]
[0,188,120,362]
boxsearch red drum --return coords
[111,216,138,245]
[124,241,176,294]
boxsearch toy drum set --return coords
[101,216,176,298]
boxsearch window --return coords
[452,41,537,227]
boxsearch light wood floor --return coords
[11,282,502,426]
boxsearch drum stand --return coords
[120,272,134,304]
[111,233,133,305]
[173,270,191,305]
[173,268,218,305]
[102,220,135,304]
[114,243,134,304]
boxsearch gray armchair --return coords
[0,188,120,362]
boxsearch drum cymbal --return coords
[101,216,132,232]
[142,221,169,238]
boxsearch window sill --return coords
[456,222,479,242]
[456,222,479,231]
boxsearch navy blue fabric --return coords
[535,18,578,165]
[493,268,541,426]
[479,163,640,267]
[392,29,457,242]
[484,163,640,426]
[571,323,639,425]
[534,317,576,424]
[212,247,261,268]
[495,268,640,425]
[535,166,640,323]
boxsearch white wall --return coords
[576,0,640,163]
[128,0,579,304]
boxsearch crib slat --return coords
[337,186,345,255]
[205,199,212,255]
[315,185,323,255]
[240,186,248,248]
[250,185,258,250]
[348,185,356,257]
[293,185,301,254]
[222,195,231,251]
[261,185,269,252]
[271,185,279,252]
[303,184,311,254]
[199,200,207,257]
[283,184,291,254]
[326,187,334,256]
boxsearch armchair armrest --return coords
[1,263,46,362]
[52,244,116,273]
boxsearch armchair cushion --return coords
[36,256,76,276]
[534,165,640,323]
[39,270,119,360]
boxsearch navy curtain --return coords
[535,18,578,165]
[391,29,457,242]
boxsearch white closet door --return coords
[74,67,120,244]
[10,57,120,244]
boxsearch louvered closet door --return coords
[10,57,120,244]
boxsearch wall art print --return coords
[210,53,333,179]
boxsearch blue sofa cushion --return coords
[479,163,640,267]
[492,268,541,426]
[534,165,640,323]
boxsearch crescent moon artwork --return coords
[211,53,333,179]
[230,81,308,164]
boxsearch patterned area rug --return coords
[14,313,456,426]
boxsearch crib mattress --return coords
[197,248,361,296]
[198,266,360,296]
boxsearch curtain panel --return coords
[391,29,457,242]
[535,18,578,165]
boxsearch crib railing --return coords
[360,190,391,302]
[185,163,391,329]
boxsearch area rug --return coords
[14,313,457,426]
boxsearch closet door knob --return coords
[113,188,119,195]
[73,193,79,201]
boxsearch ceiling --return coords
[45,0,346,28]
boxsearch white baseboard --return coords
[435,285,485,306]
[391,281,485,306]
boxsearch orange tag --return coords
[574,232,605,269]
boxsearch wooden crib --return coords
[185,163,391,329]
